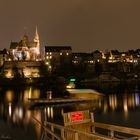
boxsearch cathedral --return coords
[9,27,40,61]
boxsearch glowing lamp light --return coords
[46,62,49,65]
[70,78,76,82]
[66,83,75,89]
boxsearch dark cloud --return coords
[0,0,140,52]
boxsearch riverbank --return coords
[0,76,66,86]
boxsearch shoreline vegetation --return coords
[0,76,66,87]
[0,73,139,97]
[0,73,139,86]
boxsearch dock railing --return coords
[32,116,140,140]
[92,122,140,140]
[33,116,113,140]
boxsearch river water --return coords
[0,85,140,139]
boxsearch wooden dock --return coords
[33,116,140,140]
[28,98,98,106]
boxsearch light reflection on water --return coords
[0,86,139,139]
[95,86,140,129]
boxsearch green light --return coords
[70,78,76,82]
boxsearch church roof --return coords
[10,42,19,49]
[10,41,37,49]
[10,27,40,50]
[45,46,72,52]
[28,42,37,48]
[0,50,4,54]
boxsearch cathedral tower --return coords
[34,26,40,55]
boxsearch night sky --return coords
[0,0,140,52]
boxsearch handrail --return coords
[93,122,140,136]
[32,117,114,140]
[44,121,114,140]
[32,116,140,140]
[32,117,61,140]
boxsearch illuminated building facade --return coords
[9,27,40,61]
[0,27,45,79]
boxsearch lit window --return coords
[50,52,52,55]
[66,53,69,56]
[60,53,62,55]
[48,65,52,71]
[122,54,125,56]
[50,56,52,59]
[73,61,78,64]
[46,62,49,65]
[46,56,49,59]
[134,60,138,63]
[47,52,48,55]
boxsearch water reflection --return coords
[32,110,41,139]
[0,86,140,139]
[0,86,71,140]
[46,91,52,99]
[109,95,117,111]
[28,87,40,99]
[95,86,140,128]
[106,92,140,112]
[0,86,43,140]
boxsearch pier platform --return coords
[28,98,97,106]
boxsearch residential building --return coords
[45,46,72,71]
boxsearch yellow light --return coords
[122,54,125,56]
[102,52,106,59]
[66,83,75,89]
[5,70,13,78]
[9,103,12,117]
[6,90,14,102]
[46,62,49,65]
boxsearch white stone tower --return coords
[34,26,40,55]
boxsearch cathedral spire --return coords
[34,26,40,55]
[34,26,39,41]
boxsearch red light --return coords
[71,112,83,123]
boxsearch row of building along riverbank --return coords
[0,30,140,86]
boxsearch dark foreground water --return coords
[0,85,140,139]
